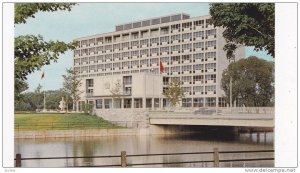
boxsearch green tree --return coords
[209,3,275,59]
[14,78,28,102]
[163,79,184,108]
[32,84,44,110]
[62,68,83,111]
[110,80,122,108]
[221,56,274,107]
[14,3,78,101]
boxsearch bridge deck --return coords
[149,113,274,127]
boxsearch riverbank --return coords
[15,113,122,130]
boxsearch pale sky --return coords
[15,3,273,92]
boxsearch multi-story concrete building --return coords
[73,13,245,111]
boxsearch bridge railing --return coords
[150,107,274,115]
[15,148,274,167]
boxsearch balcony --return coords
[86,93,94,98]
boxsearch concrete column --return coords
[142,97,146,109]
[121,99,124,109]
[76,101,79,112]
[160,98,164,109]
[111,99,114,109]
[151,98,154,110]
[131,98,134,108]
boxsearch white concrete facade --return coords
[73,13,245,111]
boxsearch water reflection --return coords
[15,132,273,167]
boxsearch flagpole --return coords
[42,70,46,112]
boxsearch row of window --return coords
[74,62,216,74]
[92,96,223,109]
[75,40,217,56]
[79,26,216,46]
[74,52,217,65]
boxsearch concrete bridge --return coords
[149,107,274,128]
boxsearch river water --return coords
[15,132,274,168]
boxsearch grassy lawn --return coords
[15,113,123,131]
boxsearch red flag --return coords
[41,72,45,79]
[160,61,164,73]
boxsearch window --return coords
[81,49,88,55]
[205,63,216,70]
[171,45,180,51]
[105,45,112,51]
[206,40,216,48]
[194,20,204,27]
[171,66,181,72]
[206,52,216,59]
[193,64,204,71]
[193,75,204,82]
[74,67,80,73]
[182,44,192,51]
[205,85,216,92]
[160,36,169,43]
[150,58,159,64]
[171,34,180,41]
[89,38,95,45]
[193,86,203,92]
[81,40,88,46]
[97,64,104,70]
[113,53,121,59]
[74,58,80,65]
[171,56,180,63]
[86,79,94,87]
[140,59,149,66]
[182,98,192,107]
[193,98,204,107]
[160,46,169,53]
[131,60,139,66]
[206,29,216,37]
[171,24,180,31]
[122,52,130,58]
[113,62,121,68]
[161,57,169,63]
[194,31,204,38]
[182,65,192,72]
[122,61,130,67]
[206,97,216,107]
[150,37,159,44]
[182,33,192,40]
[81,57,89,64]
[104,99,112,109]
[150,48,159,54]
[131,41,139,47]
[89,47,95,54]
[131,70,139,73]
[105,63,112,69]
[89,65,97,71]
[140,39,149,46]
[182,87,191,93]
[193,42,204,49]
[193,53,204,61]
[131,32,139,39]
[122,42,130,49]
[96,37,103,44]
[182,76,192,82]
[123,76,132,85]
[140,49,149,56]
[113,44,121,50]
[97,55,104,62]
[131,50,139,57]
[140,69,149,73]
[205,74,216,82]
[182,22,192,29]
[96,99,103,109]
[74,50,80,56]
[105,54,112,61]
[97,46,103,52]
[89,56,95,63]
[182,54,191,62]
